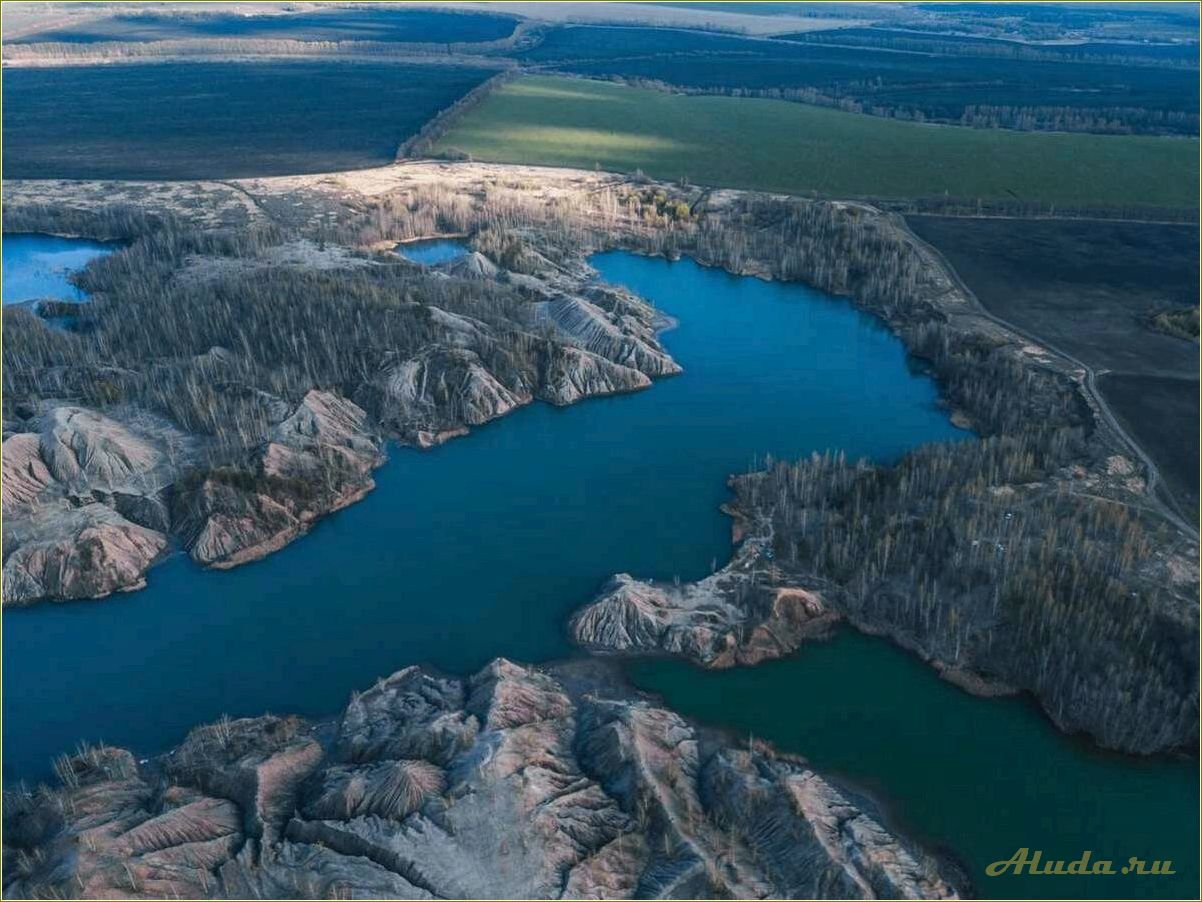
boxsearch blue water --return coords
[3,252,1193,899]
[2,234,116,304]
[631,633,1199,900]
[397,237,468,265]
[2,252,960,781]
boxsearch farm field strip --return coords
[515,24,1199,134]
[434,75,1200,209]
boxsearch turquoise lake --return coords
[2,247,1196,898]
[2,233,116,304]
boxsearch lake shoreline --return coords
[4,165,1193,752]
[3,163,1197,899]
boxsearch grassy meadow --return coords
[435,76,1199,208]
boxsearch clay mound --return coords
[5,659,961,900]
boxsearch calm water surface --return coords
[2,251,1195,898]
[2,234,116,303]
[396,237,468,265]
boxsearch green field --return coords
[435,76,1199,208]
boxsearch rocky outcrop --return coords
[1,407,192,606]
[3,659,960,900]
[370,334,659,447]
[571,557,839,669]
[536,294,679,378]
[176,391,383,568]
[37,407,169,496]
[2,503,168,605]
[364,237,678,449]
[537,344,652,406]
[370,346,532,448]
[443,250,500,281]
[1,433,56,509]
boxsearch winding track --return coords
[900,218,1200,543]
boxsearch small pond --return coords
[2,234,116,304]
[396,237,468,265]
